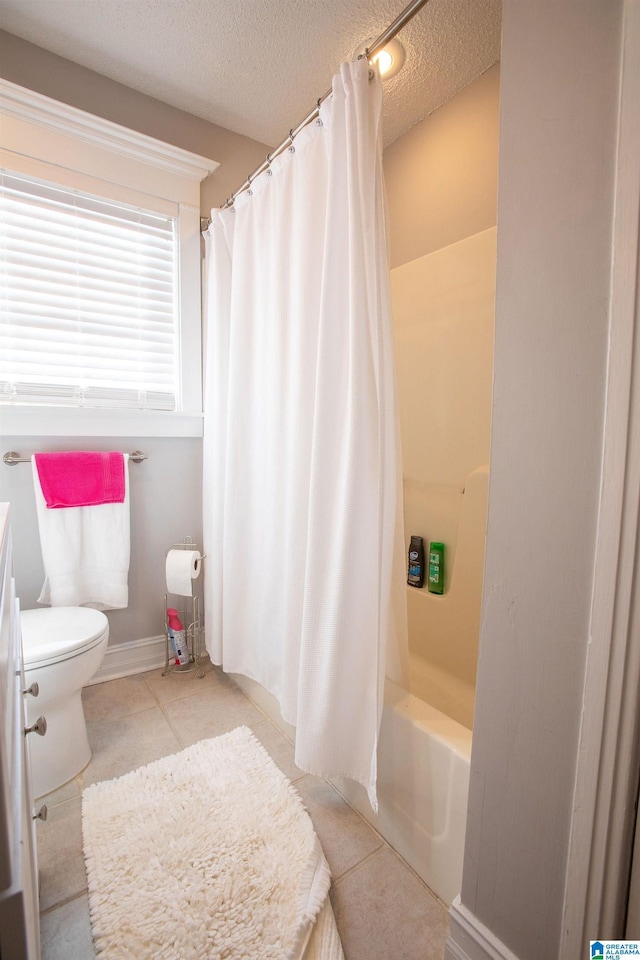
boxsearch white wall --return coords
[447,2,624,959]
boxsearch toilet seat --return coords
[21,607,109,668]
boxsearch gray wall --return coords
[0,33,271,644]
[452,2,623,958]
[0,438,203,646]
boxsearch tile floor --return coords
[36,659,450,959]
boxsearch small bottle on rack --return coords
[167,608,189,665]
[407,535,425,588]
[428,542,445,595]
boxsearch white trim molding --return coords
[445,899,521,960]
[88,635,167,684]
[0,407,204,439]
[0,79,212,434]
[0,78,219,181]
[88,633,210,685]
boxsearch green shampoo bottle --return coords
[428,542,445,595]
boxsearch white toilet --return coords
[20,607,109,798]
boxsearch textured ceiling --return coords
[0,0,501,148]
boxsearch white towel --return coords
[32,454,130,610]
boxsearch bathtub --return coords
[330,468,487,904]
[332,676,472,907]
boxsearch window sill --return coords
[0,406,204,439]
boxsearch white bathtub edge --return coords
[385,676,473,762]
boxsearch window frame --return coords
[0,79,218,438]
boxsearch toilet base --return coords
[27,690,91,798]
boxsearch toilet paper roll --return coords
[165,549,202,597]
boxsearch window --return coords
[1,172,178,412]
[0,78,217,436]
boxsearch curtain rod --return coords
[215,0,432,213]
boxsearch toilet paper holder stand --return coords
[162,537,206,679]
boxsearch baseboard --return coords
[87,634,167,684]
[445,897,521,960]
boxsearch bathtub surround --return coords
[381,67,499,737]
[82,726,342,960]
[391,229,496,729]
[385,67,499,733]
[203,59,407,808]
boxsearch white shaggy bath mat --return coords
[82,726,344,960]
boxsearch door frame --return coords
[560,1,640,950]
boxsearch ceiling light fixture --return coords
[369,38,406,79]
[358,37,406,80]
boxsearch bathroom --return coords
[0,2,635,960]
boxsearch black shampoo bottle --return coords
[407,535,425,588]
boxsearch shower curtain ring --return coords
[288,129,295,154]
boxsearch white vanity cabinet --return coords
[0,503,41,959]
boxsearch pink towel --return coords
[34,452,126,509]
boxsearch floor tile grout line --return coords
[157,695,194,749]
[331,844,387,886]
[382,844,450,908]
[36,792,82,815]
[153,668,265,749]
[40,886,89,918]
[84,701,175,733]
[83,668,207,728]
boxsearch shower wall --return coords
[384,64,500,729]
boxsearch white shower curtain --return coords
[203,59,407,808]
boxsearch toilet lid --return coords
[21,607,109,667]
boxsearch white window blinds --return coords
[0,172,178,411]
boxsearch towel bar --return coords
[3,450,147,465]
